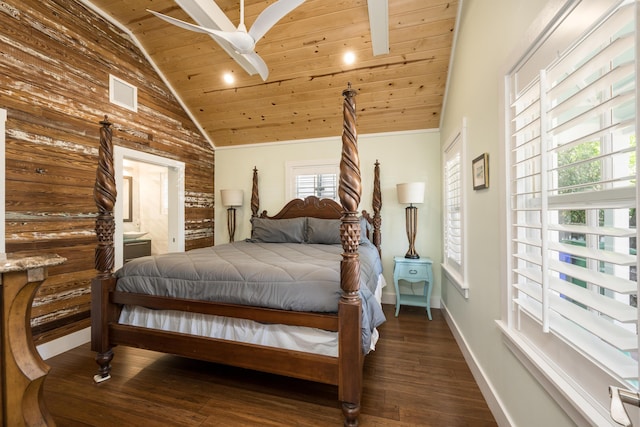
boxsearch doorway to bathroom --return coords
[113,146,185,269]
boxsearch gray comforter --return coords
[115,241,386,353]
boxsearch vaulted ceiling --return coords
[88,0,458,147]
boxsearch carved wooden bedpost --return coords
[94,115,116,278]
[91,116,117,383]
[362,160,382,257]
[338,83,362,427]
[251,166,259,217]
[371,160,382,256]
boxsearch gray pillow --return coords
[250,217,307,243]
[360,216,372,244]
[306,217,373,245]
[307,217,341,244]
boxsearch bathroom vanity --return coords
[123,238,151,262]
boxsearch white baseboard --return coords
[440,300,513,427]
[37,327,91,361]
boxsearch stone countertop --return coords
[0,253,66,273]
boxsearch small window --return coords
[295,173,337,199]
[443,119,467,297]
[109,74,138,112]
[286,160,339,201]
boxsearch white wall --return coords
[215,129,442,305]
[122,161,170,255]
[439,1,575,426]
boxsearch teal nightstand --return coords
[393,256,434,319]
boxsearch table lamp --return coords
[397,182,425,259]
[221,189,243,242]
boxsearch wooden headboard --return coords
[261,196,343,220]
[248,164,382,254]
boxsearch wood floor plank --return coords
[43,304,497,426]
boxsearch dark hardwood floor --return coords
[43,304,498,426]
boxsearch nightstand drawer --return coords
[394,262,430,280]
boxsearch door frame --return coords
[113,146,185,268]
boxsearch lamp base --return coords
[404,205,420,260]
[227,207,236,243]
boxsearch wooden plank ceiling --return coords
[88,0,458,147]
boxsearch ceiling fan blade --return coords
[147,2,280,80]
[243,52,269,81]
[170,1,260,77]
[249,0,306,44]
[175,0,235,32]
[147,9,221,36]
[148,9,254,53]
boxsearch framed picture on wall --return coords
[472,153,489,190]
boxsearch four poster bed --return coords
[90,85,383,426]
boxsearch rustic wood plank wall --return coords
[0,0,215,344]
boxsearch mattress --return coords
[118,275,387,357]
[115,240,386,352]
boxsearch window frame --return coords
[442,118,468,298]
[285,159,340,201]
[498,0,639,424]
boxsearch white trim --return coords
[0,108,6,257]
[441,300,513,427]
[113,146,185,268]
[80,0,215,149]
[496,320,619,426]
[36,327,91,360]
[441,263,469,298]
[215,128,440,151]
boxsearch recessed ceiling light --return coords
[223,72,235,84]
[343,51,356,65]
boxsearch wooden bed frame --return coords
[90,85,382,426]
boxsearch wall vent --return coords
[109,74,137,112]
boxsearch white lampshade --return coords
[220,189,243,207]
[396,182,425,204]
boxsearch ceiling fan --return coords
[148,0,305,81]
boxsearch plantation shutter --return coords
[295,173,338,200]
[509,0,637,388]
[444,135,463,275]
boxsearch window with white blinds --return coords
[506,0,637,418]
[443,121,466,291]
[285,160,339,201]
[295,173,337,199]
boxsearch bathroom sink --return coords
[123,231,148,240]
